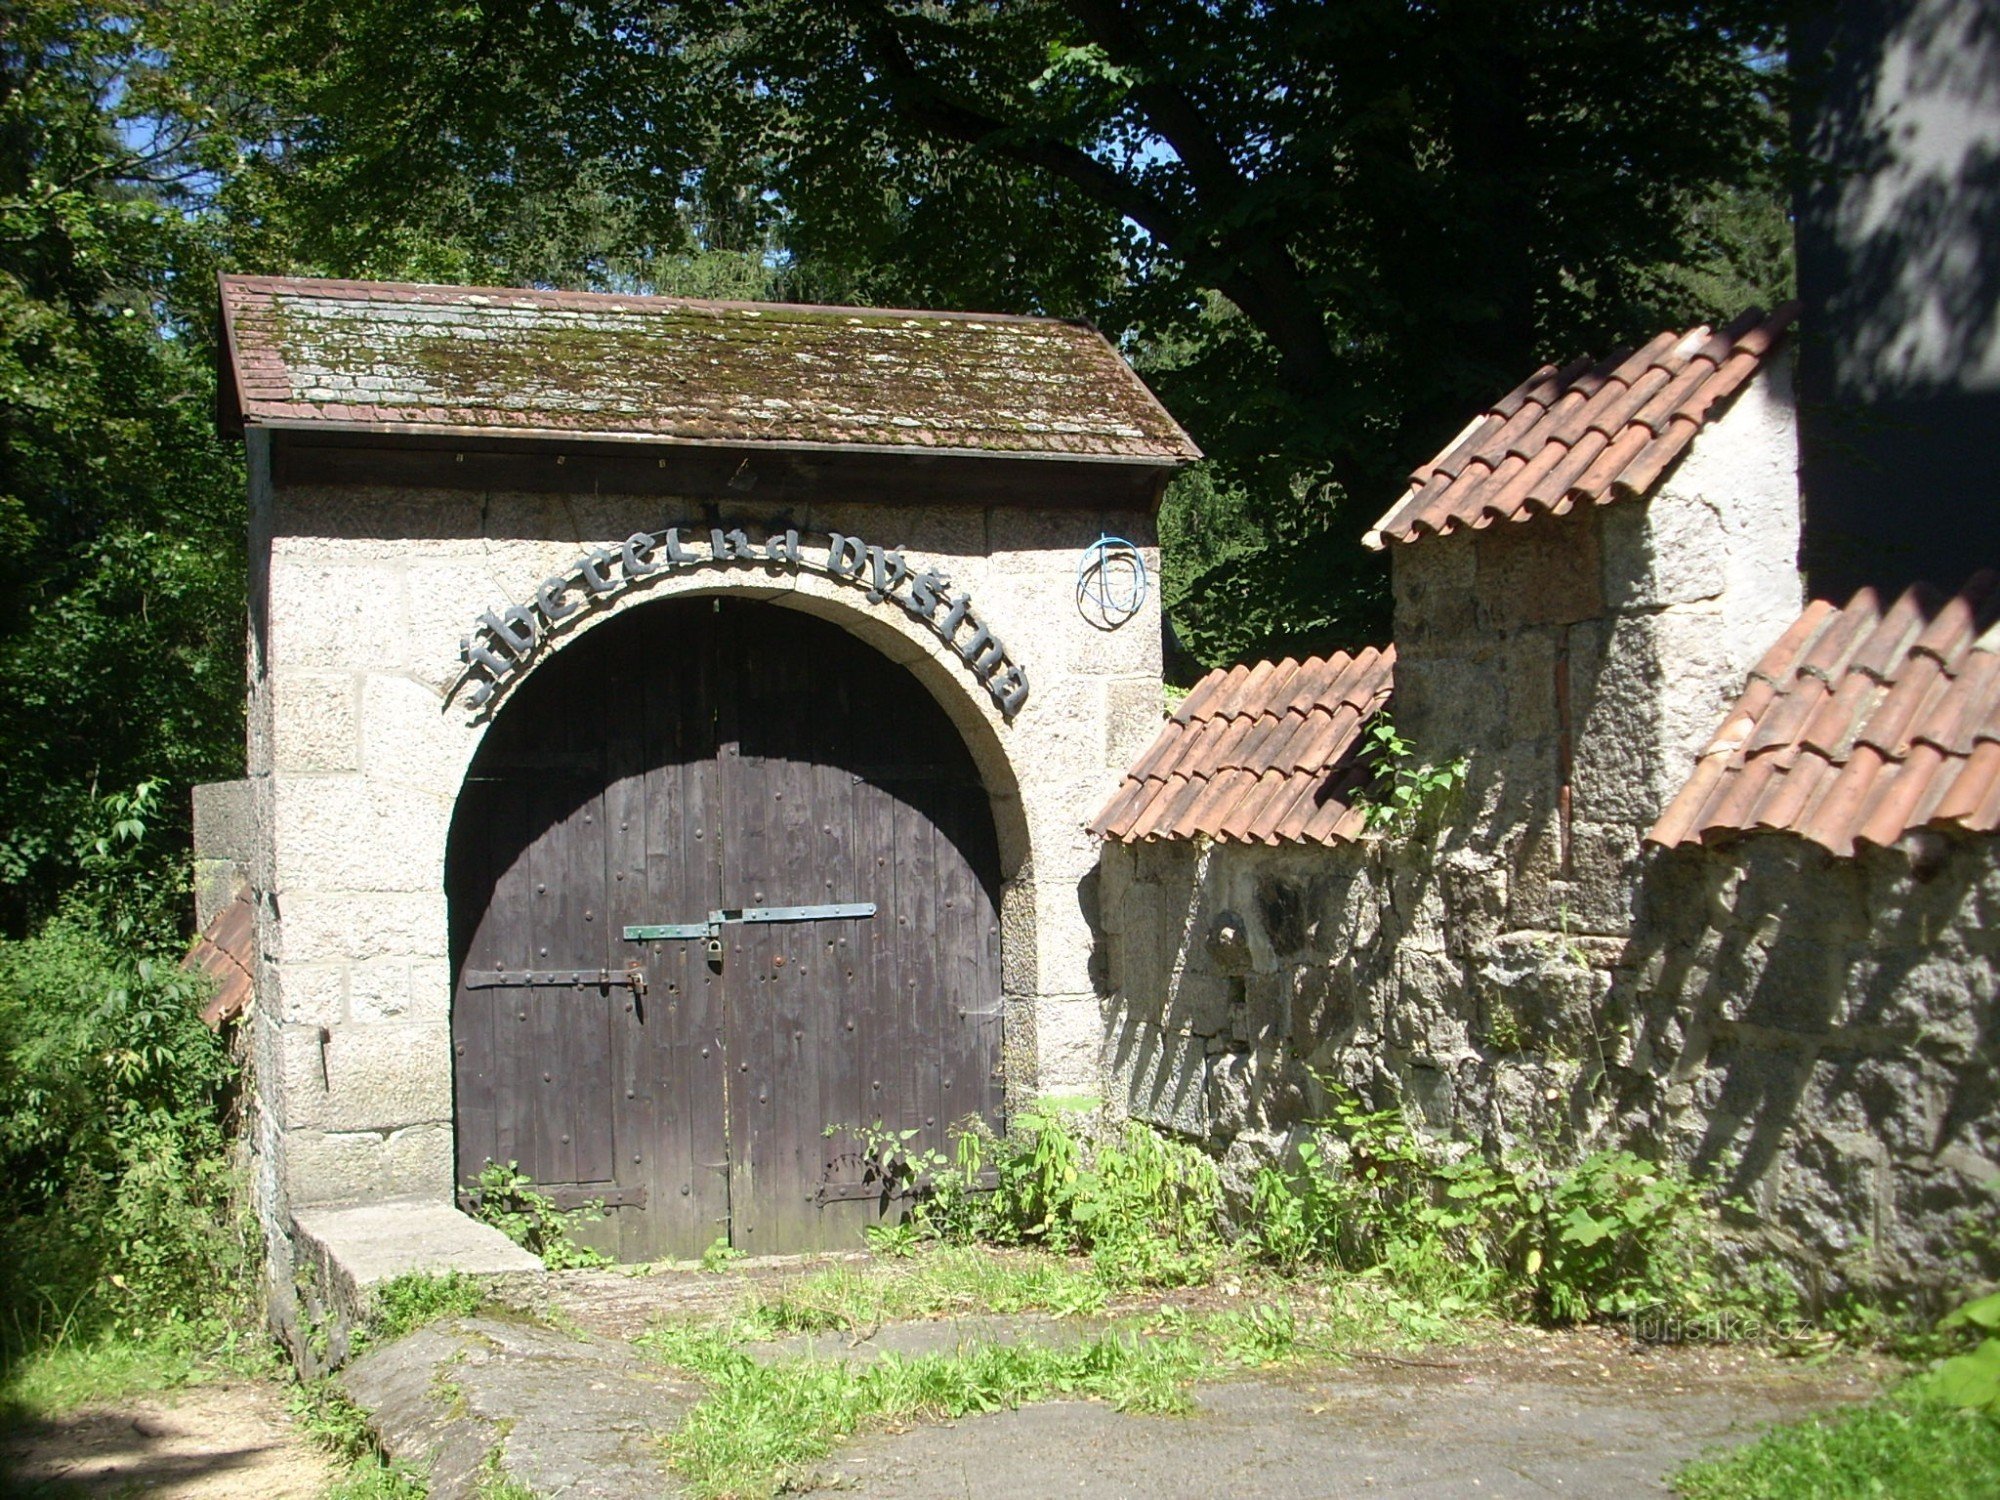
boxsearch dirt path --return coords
[1,1379,334,1499]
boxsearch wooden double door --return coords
[448,597,1004,1260]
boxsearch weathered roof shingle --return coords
[1091,648,1395,846]
[1365,303,1799,549]
[218,276,1200,463]
[1648,571,2000,857]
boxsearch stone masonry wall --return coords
[1091,358,2000,1296]
[228,438,1161,1304]
[1098,828,2000,1298]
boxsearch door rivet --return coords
[626,1089,635,1098]
[543,1072,552,1082]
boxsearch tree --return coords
[168,0,1793,665]
[0,2,245,939]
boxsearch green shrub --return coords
[0,910,252,1388]
[1247,1087,1759,1327]
[889,1108,1226,1289]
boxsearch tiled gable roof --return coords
[1090,648,1394,846]
[1648,571,2000,857]
[1365,303,1800,549]
[217,276,1200,464]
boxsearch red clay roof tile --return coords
[1365,303,1799,550]
[1090,647,1396,847]
[1648,571,2000,857]
[184,889,255,1028]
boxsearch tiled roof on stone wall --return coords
[1648,571,2000,857]
[1364,303,1800,549]
[217,276,1199,463]
[185,888,254,1029]
[1091,648,1394,846]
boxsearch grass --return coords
[733,1247,1112,1333]
[639,1321,1204,1497]
[1674,1397,2000,1499]
[637,1253,1488,1500]
[0,1322,275,1421]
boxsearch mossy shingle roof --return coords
[218,276,1198,463]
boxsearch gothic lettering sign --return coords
[452,524,1030,717]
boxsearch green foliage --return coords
[1924,1289,2000,1414]
[289,1376,381,1465]
[0,913,254,1395]
[323,1460,431,1500]
[1,0,246,939]
[1355,719,1469,835]
[700,1237,747,1274]
[640,1322,1207,1498]
[1673,1398,2000,1500]
[1246,1089,1751,1328]
[158,0,1792,668]
[465,1161,613,1271]
[1673,1283,2000,1497]
[735,1248,1109,1338]
[363,1272,487,1349]
[888,1109,1226,1289]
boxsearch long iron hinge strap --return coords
[464,965,645,991]
[623,902,876,943]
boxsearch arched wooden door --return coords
[447,596,1004,1260]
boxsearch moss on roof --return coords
[221,277,1199,462]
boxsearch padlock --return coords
[705,935,724,962]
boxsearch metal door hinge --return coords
[465,961,647,996]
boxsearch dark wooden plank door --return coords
[450,596,1002,1260]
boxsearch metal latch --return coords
[465,961,647,996]
[623,903,877,944]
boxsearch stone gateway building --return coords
[195,278,1995,1347]
[194,276,1196,1339]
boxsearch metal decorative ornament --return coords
[1074,534,1147,630]
[450,523,1029,719]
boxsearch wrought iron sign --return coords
[451,524,1030,717]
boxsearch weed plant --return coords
[465,1161,612,1270]
[1245,1089,1750,1325]
[876,1108,1228,1289]
[872,1091,1763,1333]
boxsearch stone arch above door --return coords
[447,555,1034,881]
